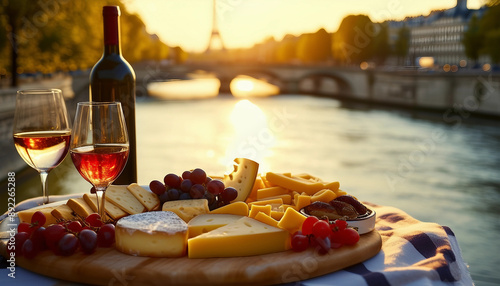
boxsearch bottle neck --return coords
[103,13,121,55]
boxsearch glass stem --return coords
[40,171,49,205]
[95,188,107,220]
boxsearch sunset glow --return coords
[126,0,485,52]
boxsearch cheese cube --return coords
[188,217,290,258]
[162,199,209,222]
[209,201,249,216]
[115,211,188,257]
[248,204,272,218]
[270,210,284,220]
[188,214,243,238]
[277,207,307,233]
[323,181,340,192]
[254,212,279,228]
[248,198,283,208]
[294,195,311,211]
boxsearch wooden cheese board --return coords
[1,215,381,286]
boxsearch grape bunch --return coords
[291,216,360,254]
[12,211,115,259]
[149,168,238,210]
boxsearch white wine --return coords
[89,6,137,184]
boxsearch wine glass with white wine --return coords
[13,89,72,205]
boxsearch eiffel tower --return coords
[205,0,225,53]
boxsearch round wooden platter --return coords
[1,219,381,286]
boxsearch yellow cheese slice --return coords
[209,201,249,216]
[248,204,272,218]
[187,214,243,238]
[277,207,308,234]
[162,199,209,223]
[254,212,279,228]
[67,198,95,218]
[311,189,337,203]
[51,204,78,221]
[83,193,128,221]
[127,183,160,211]
[223,158,259,202]
[188,217,290,258]
[266,172,325,195]
[17,202,64,226]
[106,185,146,215]
[256,186,289,200]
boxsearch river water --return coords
[5,91,500,285]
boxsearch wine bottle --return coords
[89,6,137,184]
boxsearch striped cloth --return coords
[292,203,473,286]
[0,199,473,285]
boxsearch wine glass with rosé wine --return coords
[70,102,129,220]
[13,89,72,205]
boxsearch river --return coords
[3,80,500,285]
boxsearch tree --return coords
[394,25,410,65]
[371,23,390,64]
[479,3,500,64]
[332,15,378,65]
[463,14,482,63]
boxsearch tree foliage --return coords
[394,25,410,64]
[0,0,169,86]
[463,14,482,62]
[479,3,500,63]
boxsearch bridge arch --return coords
[297,72,353,96]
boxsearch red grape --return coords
[339,228,360,245]
[291,233,309,252]
[18,222,32,235]
[167,188,180,201]
[79,229,98,254]
[31,211,46,226]
[190,184,205,199]
[180,179,193,193]
[207,179,225,195]
[13,232,30,255]
[314,236,331,255]
[312,220,331,239]
[22,239,38,259]
[44,224,67,251]
[301,216,319,236]
[182,170,191,180]
[190,168,207,184]
[86,213,103,227]
[31,226,46,251]
[67,221,83,233]
[221,187,238,203]
[149,180,166,195]
[97,224,115,247]
[58,233,79,256]
[334,219,348,231]
[164,173,182,188]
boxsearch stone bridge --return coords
[140,63,500,117]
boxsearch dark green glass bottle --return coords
[90,6,137,184]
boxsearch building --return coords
[387,0,488,68]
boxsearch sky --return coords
[125,0,485,53]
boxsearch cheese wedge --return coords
[127,183,160,211]
[17,203,63,226]
[115,211,188,257]
[209,201,249,216]
[67,198,95,218]
[106,185,146,215]
[223,158,259,202]
[162,199,209,223]
[188,217,290,258]
[51,204,79,221]
[83,193,128,221]
[187,214,243,238]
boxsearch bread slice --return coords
[127,183,160,211]
[83,193,128,221]
[105,185,146,215]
